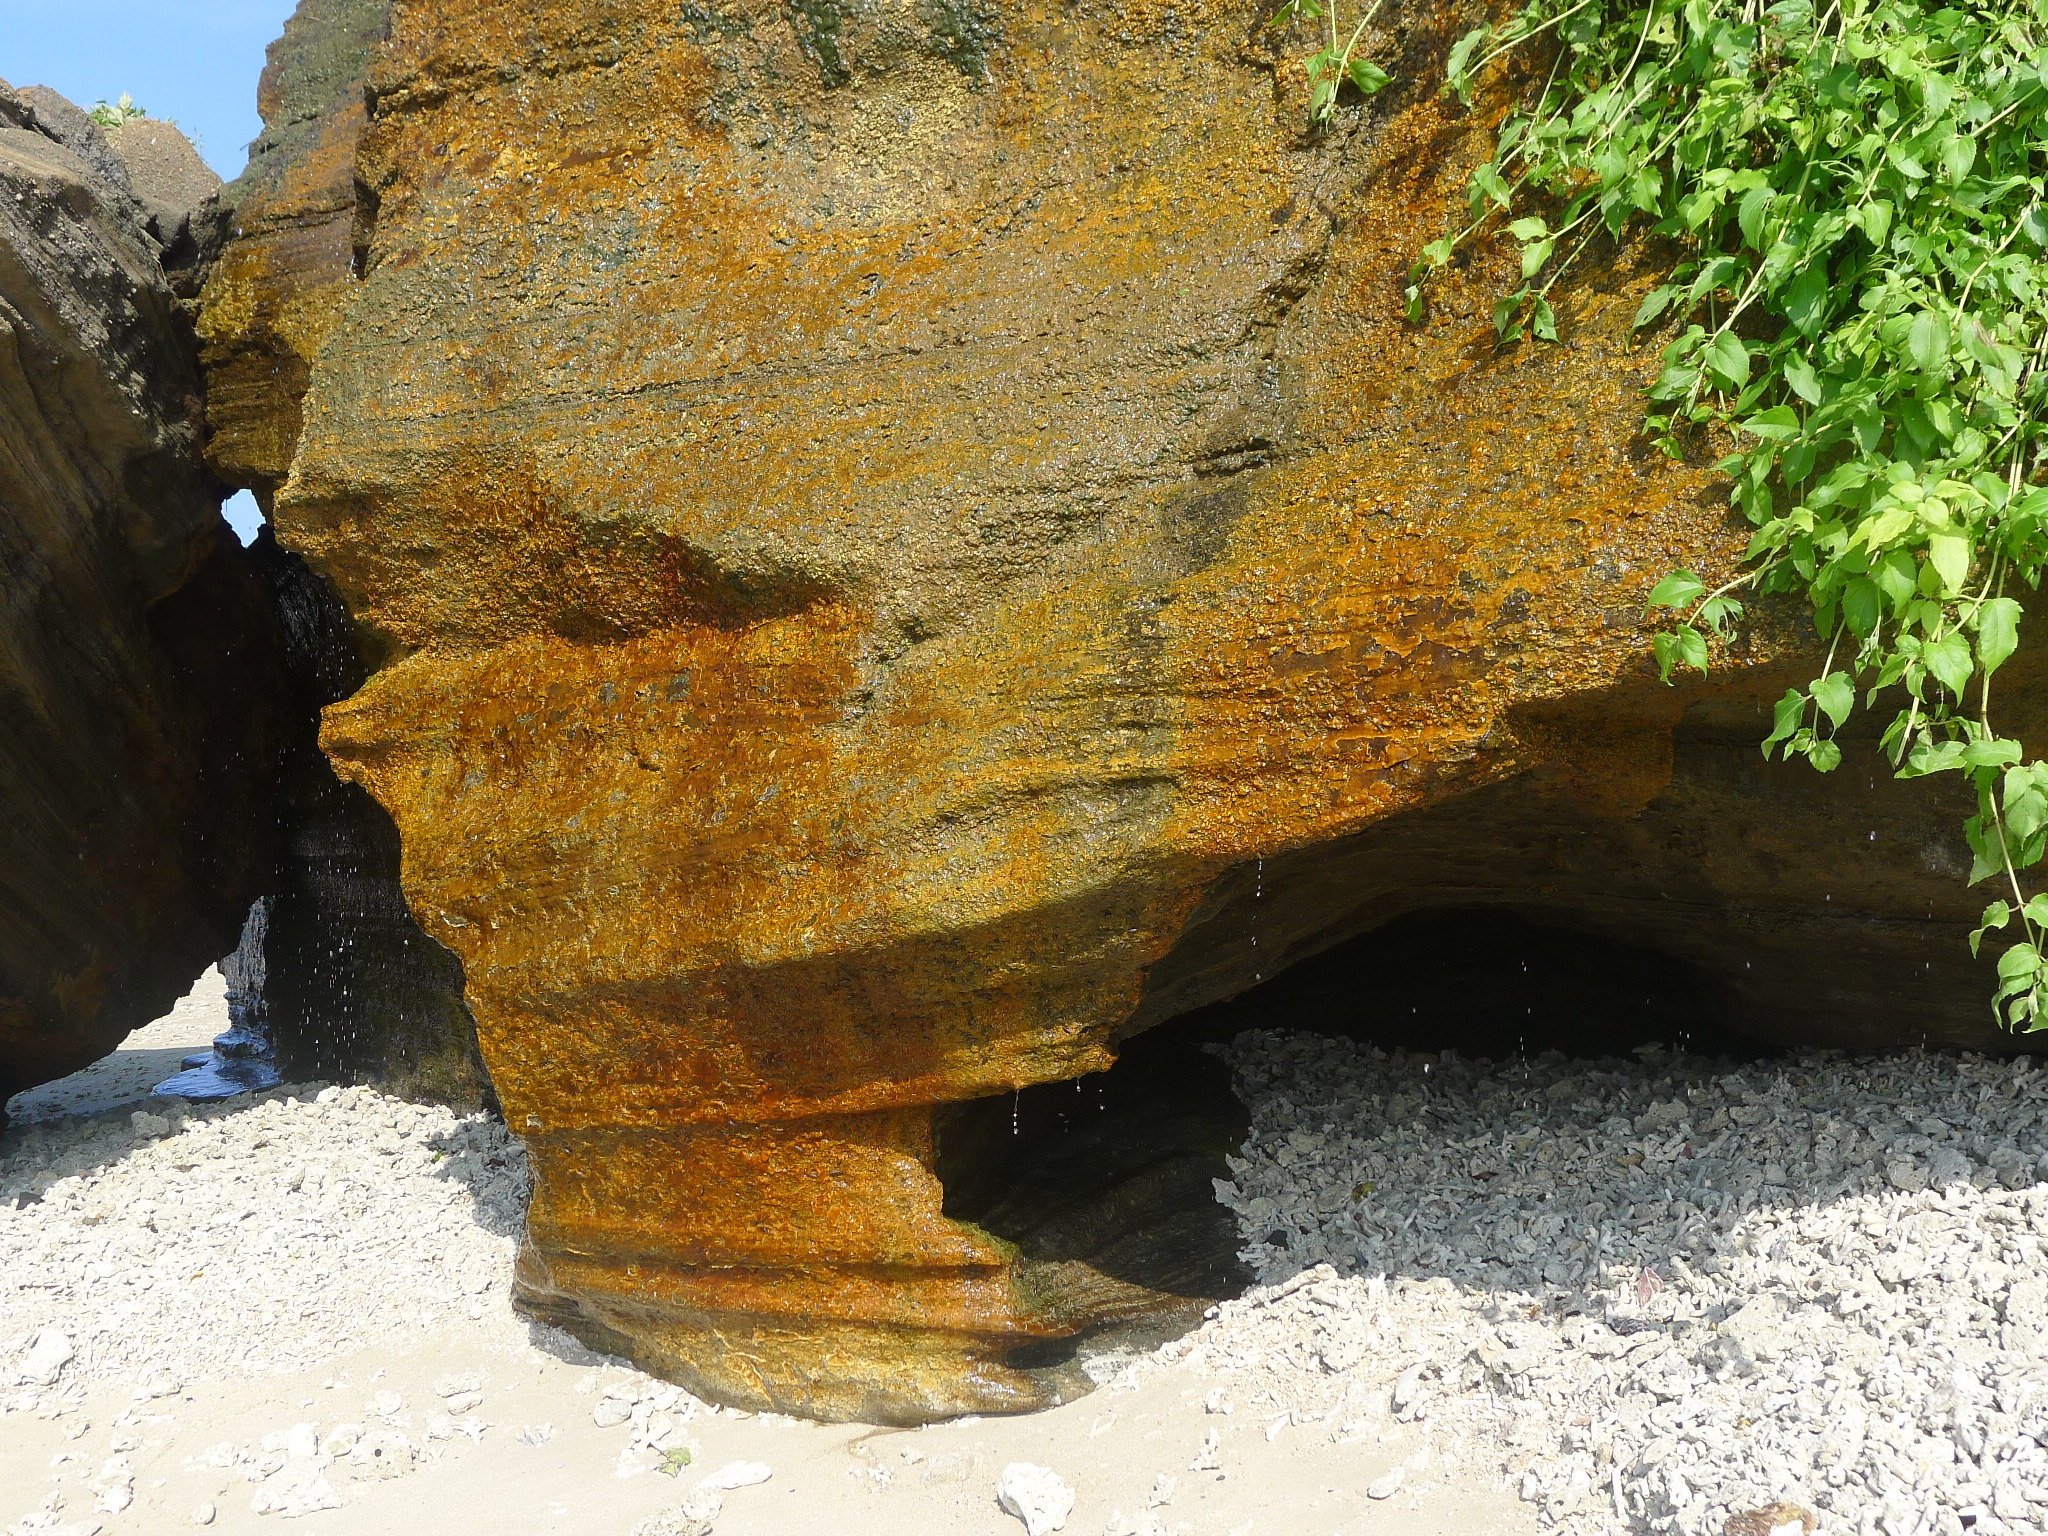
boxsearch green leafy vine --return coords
[1272,0,1394,120]
[1387,0,2048,1030]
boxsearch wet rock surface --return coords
[247,532,494,1111]
[198,0,2048,1416]
[0,80,286,1115]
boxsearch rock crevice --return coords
[0,81,288,1113]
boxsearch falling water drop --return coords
[1011,1089,1019,1136]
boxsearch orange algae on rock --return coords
[203,0,2027,1419]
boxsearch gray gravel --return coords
[0,1084,528,1409]
[1206,1030,2048,1536]
[13,1018,2048,1536]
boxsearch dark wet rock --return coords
[0,90,289,1113]
[248,532,494,1112]
[154,903,284,1102]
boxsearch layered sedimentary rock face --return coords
[198,0,389,500]
[188,0,498,1112]
[205,0,2035,1419]
[0,86,286,1112]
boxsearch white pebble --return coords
[17,1330,73,1386]
[698,1459,771,1490]
[995,1462,1075,1536]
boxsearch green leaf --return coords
[1974,900,2013,956]
[1737,185,1773,250]
[1473,162,1511,210]
[1810,672,1854,729]
[1783,353,1823,405]
[1406,0,2048,1007]
[1907,311,1949,372]
[1999,942,2043,987]
[1349,57,1391,95]
[1646,570,1706,609]
[1905,740,1968,776]
[1785,264,1829,335]
[1927,532,1972,595]
[1633,285,1678,330]
[1444,25,1486,104]
[1925,633,1975,697]
[1872,550,1917,611]
[1741,405,1799,441]
[1764,688,1806,748]
[1652,631,1682,683]
[1697,595,1742,633]
[1942,133,1975,184]
[1841,577,1881,637]
[1978,598,2021,674]
[1853,199,1893,247]
[1703,331,1750,391]
[2007,784,2048,843]
[1963,737,2023,769]
[1859,502,1917,551]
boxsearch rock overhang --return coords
[193,0,2048,1420]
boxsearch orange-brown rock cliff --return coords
[201,0,2028,1420]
